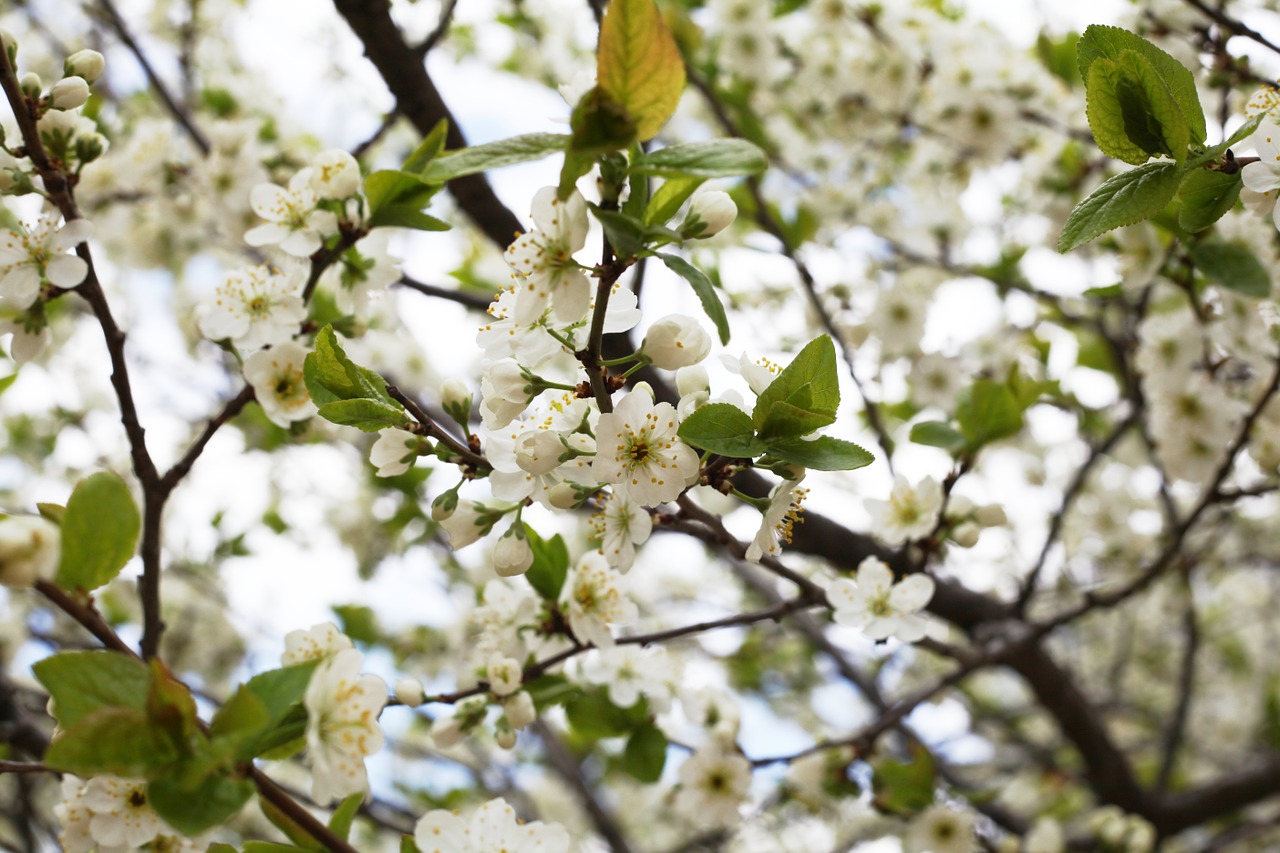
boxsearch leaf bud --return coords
[64,49,105,84]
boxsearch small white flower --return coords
[480,358,538,429]
[675,745,752,826]
[589,490,652,572]
[49,76,90,110]
[0,515,60,588]
[581,645,673,711]
[562,552,637,648]
[81,776,165,849]
[592,387,700,507]
[827,557,935,642]
[197,263,306,351]
[370,428,420,477]
[504,186,591,324]
[281,621,354,666]
[642,313,713,370]
[1243,121,1280,229]
[310,149,362,200]
[303,647,387,804]
[682,190,737,238]
[243,341,316,427]
[905,805,975,853]
[0,216,92,309]
[245,168,339,257]
[413,797,570,853]
[486,653,523,696]
[865,474,943,545]
[745,471,808,563]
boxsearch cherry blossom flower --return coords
[81,776,166,849]
[413,798,570,853]
[905,805,975,853]
[245,168,338,257]
[1242,121,1280,229]
[485,652,523,696]
[0,515,60,588]
[0,215,92,309]
[865,474,943,545]
[504,186,590,324]
[827,557,935,642]
[589,490,653,572]
[562,552,637,648]
[675,745,752,826]
[282,621,354,665]
[197,263,306,351]
[303,647,387,804]
[243,341,316,427]
[681,190,737,238]
[592,386,700,507]
[745,471,808,563]
[581,645,673,711]
[369,428,421,477]
[310,149,362,200]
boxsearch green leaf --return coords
[55,471,141,591]
[597,0,685,141]
[1057,160,1182,253]
[261,796,325,852]
[644,177,704,226]
[243,844,310,853]
[304,327,405,426]
[316,398,410,432]
[570,87,638,156]
[872,742,936,816]
[631,139,768,179]
[44,707,179,777]
[622,723,667,783]
[524,527,570,602]
[33,650,150,728]
[149,773,254,836]
[591,206,648,259]
[244,662,320,727]
[763,436,873,471]
[364,170,437,213]
[1077,24,1205,143]
[752,335,840,440]
[523,674,579,710]
[955,380,1024,450]
[147,659,200,754]
[1177,168,1241,232]
[909,421,967,453]
[209,685,271,755]
[1085,52,1189,164]
[421,133,571,183]
[565,690,631,739]
[677,403,767,458]
[400,836,420,853]
[328,792,365,840]
[402,119,450,174]
[558,151,597,200]
[1189,239,1272,298]
[332,604,379,645]
[656,252,730,344]
[367,205,451,232]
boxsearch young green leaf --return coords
[401,119,450,174]
[328,792,365,841]
[1084,53,1188,165]
[1189,239,1272,298]
[569,86,638,156]
[148,773,255,836]
[1077,24,1206,143]
[632,139,768,179]
[591,206,649,259]
[908,421,967,453]
[33,650,150,728]
[597,0,685,142]
[304,326,406,427]
[44,707,180,777]
[1057,160,1182,253]
[622,723,668,783]
[420,133,571,183]
[524,526,570,601]
[955,380,1024,450]
[656,252,730,344]
[565,690,632,740]
[752,335,840,440]
[1177,169,1241,232]
[316,398,411,432]
[644,176,704,226]
[677,403,768,458]
[763,436,873,471]
[56,471,140,592]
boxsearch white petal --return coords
[1241,161,1280,194]
[46,255,87,288]
[245,223,289,247]
[52,218,93,250]
[890,574,936,612]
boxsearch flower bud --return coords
[641,314,712,370]
[0,30,17,64]
[681,191,737,238]
[431,488,458,521]
[486,653,523,696]
[494,723,517,750]
[547,483,582,510]
[0,516,60,588]
[950,521,981,549]
[394,677,425,707]
[74,133,107,164]
[439,501,488,549]
[946,495,974,518]
[492,523,533,577]
[503,690,537,729]
[64,49,105,84]
[514,430,564,475]
[311,149,362,200]
[430,714,466,749]
[19,72,41,101]
[440,377,472,423]
[676,365,710,398]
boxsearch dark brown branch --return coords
[1156,583,1199,792]
[385,385,491,471]
[158,387,256,492]
[331,0,523,249]
[396,275,493,311]
[533,720,636,853]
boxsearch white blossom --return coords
[905,805,975,853]
[503,690,537,729]
[492,523,534,577]
[642,313,713,370]
[64,49,105,83]
[310,149,362,200]
[562,552,637,648]
[413,798,570,853]
[303,647,387,804]
[243,341,316,427]
[592,387,700,507]
[828,557,935,642]
[675,745,752,826]
[745,471,808,563]
[504,186,591,324]
[81,776,166,849]
[1243,121,1280,230]
[865,474,943,545]
[682,190,737,238]
[486,652,523,696]
[49,75,90,110]
[0,515,59,588]
[197,263,306,351]
[370,428,420,477]
[581,645,673,711]
[282,621,354,665]
[589,490,653,572]
[0,216,92,309]
[245,168,339,257]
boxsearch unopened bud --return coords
[310,149,362,200]
[641,314,712,370]
[492,523,533,577]
[974,503,1007,527]
[394,677,425,707]
[19,72,41,101]
[431,489,458,521]
[49,76,89,111]
[503,690,537,729]
[950,521,981,549]
[494,722,517,750]
[547,483,582,510]
[681,191,737,239]
[64,50,105,84]
[0,30,18,65]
